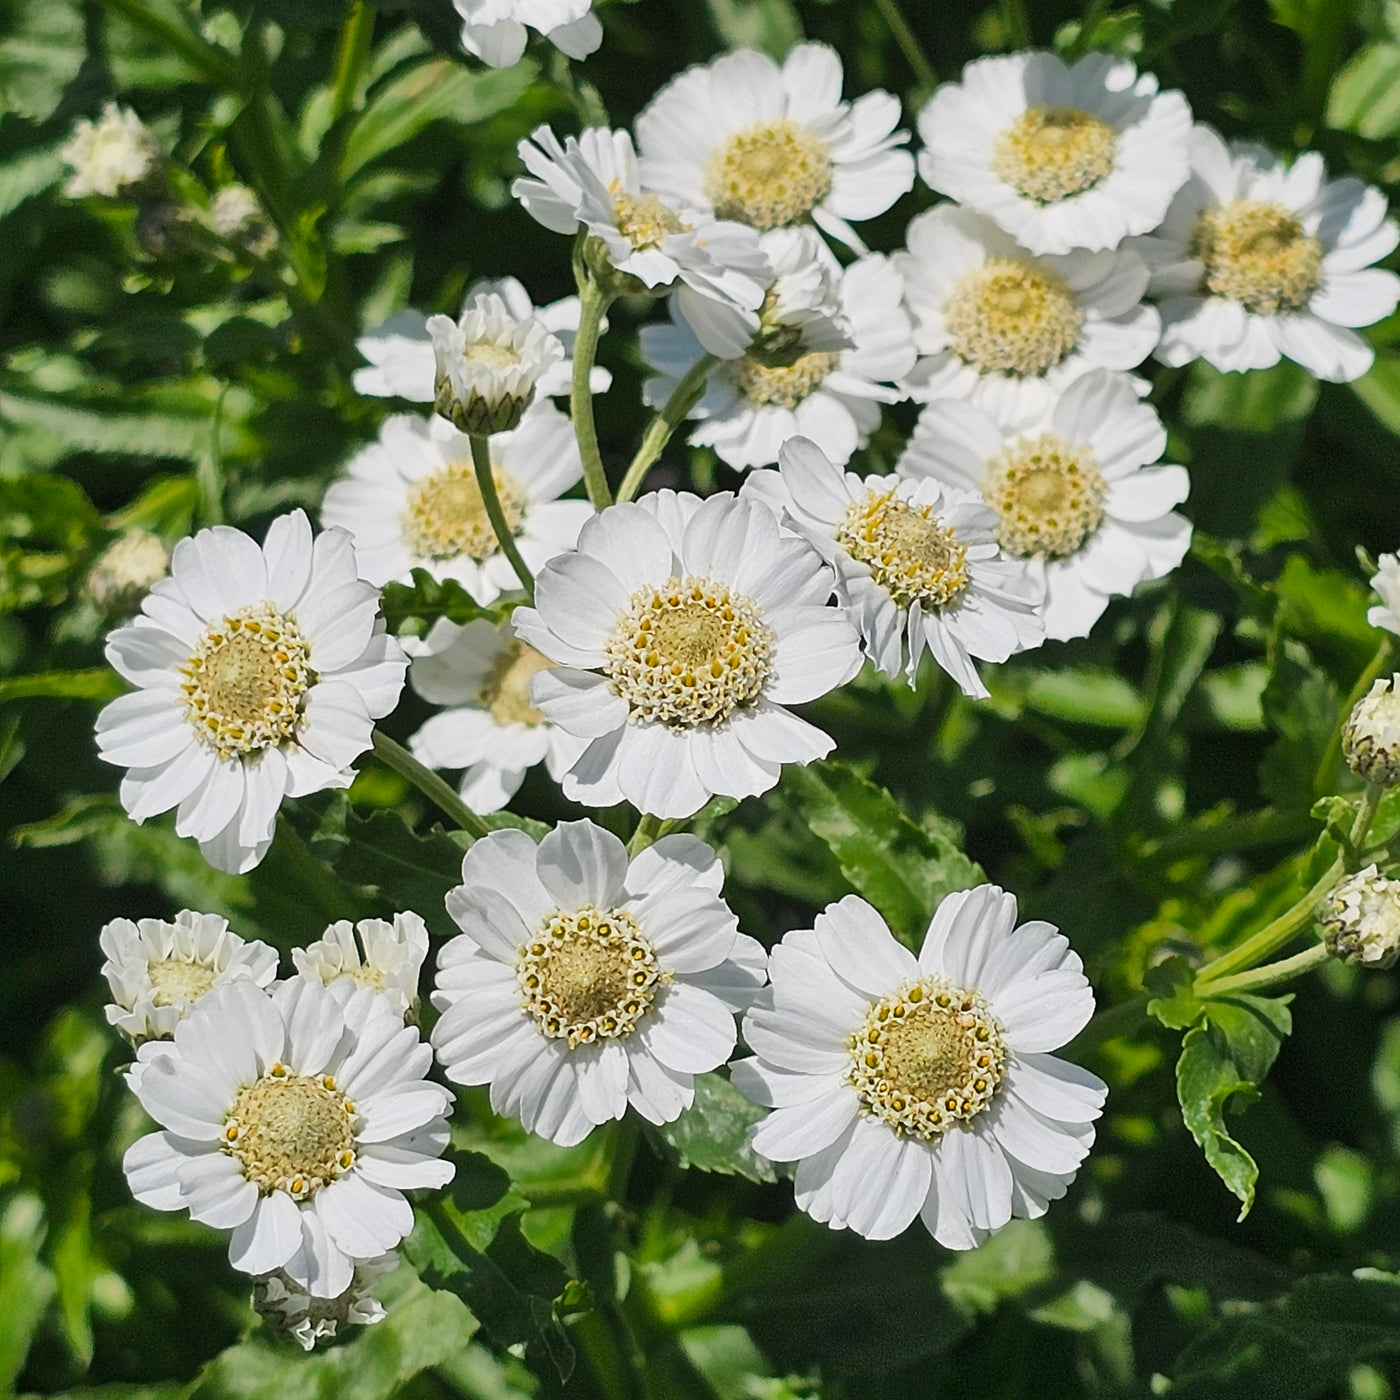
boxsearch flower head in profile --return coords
[100,909,278,1046]
[407,617,586,814]
[87,530,170,614]
[734,887,1106,1248]
[123,980,454,1295]
[96,511,407,874]
[252,1252,397,1351]
[744,437,1043,695]
[320,402,591,602]
[918,51,1192,256]
[898,370,1191,641]
[512,490,863,818]
[1133,125,1400,381]
[1322,866,1400,970]
[62,101,161,199]
[432,821,767,1145]
[452,0,601,68]
[1343,677,1400,788]
[1369,553,1400,637]
[292,914,430,1022]
[635,42,914,252]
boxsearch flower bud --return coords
[1343,677,1400,786]
[86,530,170,613]
[1320,864,1400,969]
[211,184,277,258]
[61,102,161,200]
[251,1255,395,1351]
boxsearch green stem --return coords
[1314,637,1392,797]
[872,0,937,91]
[1068,993,1150,1056]
[196,384,228,527]
[329,0,375,121]
[1195,942,1331,998]
[627,813,665,857]
[1069,0,1111,53]
[616,356,715,504]
[571,270,616,511]
[604,1116,641,1201]
[999,0,1032,47]
[469,434,535,599]
[370,731,491,839]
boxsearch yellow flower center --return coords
[705,119,834,230]
[848,978,1007,1139]
[724,349,840,408]
[478,640,552,728]
[1190,198,1324,315]
[518,906,665,1048]
[179,603,313,760]
[348,963,387,992]
[611,187,688,249]
[402,460,526,562]
[944,257,1085,377]
[223,1066,357,1199]
[146,957,218,1008]
[991,106,1117,204]
[604,575,775,729]
[985,432,1108,558]
[462,341,521,371]
[837,489,969,611]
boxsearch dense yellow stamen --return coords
[1190,198,1324,315]
[402,460,526,562]
[224,1068,357,1199]
[611,187,688,248]
[837,489,969,611]
[478,640,551,727]
[146,957,218,1007]
[985,433,1107,558]
[706,119,834,229]
[991,106,1117,204]
[943,258,1084,377]
[724,350,840,408]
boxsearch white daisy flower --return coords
[431,820,767,1145]
[744,438,1042,695]
[1134,125,1400,382]
[320,402,591,602]
[896,204,1160,419]
[898,370,1192,641]
[61,101,160,199]
[122,979,454,1296]
[513,125,769,359]
[511,490,863,818]
[407,617,587,814]
[640,238,914,471]
[95,510,408,875]
[1369,553,1400,636]
[426,292,565,435]
[918,51,1192,256]
[353,277,609,404]
[733,887,1107,1248]
[634,42,915,252]
[100,909,278,1046]
[252,1252,397,1351]
[453,0,601,68]
[292,914,431,1022]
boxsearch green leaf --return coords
[1182,360,1319,431]
[1352,353,1400,434]
[1326,40,1400,137]
[1145,955,1205,1031]
[989,665,1146,729]
[653,1072,776,1183]
[1176,994,1293,1218]
[381,568,505,637]
[0,0,84,122]
[0,389,228,467]
[1259,638,1339,808]
[0,142,65,222]
[0,670,125,704]
[703,0,802,54]
[0,1194,57,1393]
[1272,556,1375,664]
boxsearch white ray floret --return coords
[1370,553,1400,636]
[744,437,1042,696]
[641,234,913,471]
[733,886,1106,1249]
[252,1252,397,1351]
[95,510,407,875]
[635,42,914,252]
[292,914,431,1022]
[1132,124,1400,382]
[100,909,278,1046]
[898,370,1191,641]
[918,51,1192,256]
[407,617,587,814]
[122,979,454,1296]
[62,101,160,199]
[897,204,1160,418]
[512,490,863,818]
[452,0,601,68]
[431,820,767,1145]
[321,402,591,601]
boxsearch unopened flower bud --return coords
[211,184,277,258]
[252,1254,395,1350]
[1343,677,1400,786]
[86,530,169,613]
[1320,864,1400,969]
[61,102,161,200]
[425,292,563,436]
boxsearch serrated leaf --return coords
[653,1072,776,1183]
[381,568,505,635]
[1144,955,1205,1031]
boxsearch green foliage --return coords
[652,1072,776,1183]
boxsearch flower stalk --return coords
[571,251,617,511]
[616,355,716,504]
[371,731,491,839]
[469,433,535,600]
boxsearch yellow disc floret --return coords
[479,640,552,727]
[223,1065,357,1199]
[837,488,970,611]
[611,187,688,249]
[848,977,1007,1139]
[943,258,1085,377]
[724,349,840,409]
[604,576,775,728]
[985,432,1108,558]
[991,106,1117,205]
[706,119,834,230]
[518,906,665,1048]
[179,603,313,760]
[146,957,219,1007]
[402,460,526,562]
[1190,198,1324,315]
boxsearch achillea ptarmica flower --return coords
[61,101,160,199]
[123,979,454,1295]
[100,910,278,1046]
[1369,553,1400,636]
[635,42,914,252]
[87,530,170,613]
[897,205,1159,417]
[431,821,767,1145]
[292,914,430,1022]
[917,52,1192,256]
[1343,677,1400,786]
[744,437,1043,695]
[320,402,591,601]
[1133,125,1400,382]
[513,126,769,358]
[897,369,1192,641]
[210,184,276,257]
[452,0,601,68]
[95,510,408,875]
[733,887,1106,1248]
[1320,865,1400,969]
[512,490,863,818]
[640,234,913,471]
[407,617,586,814]
[252,1252,396,1350]
[426,293,564,435]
